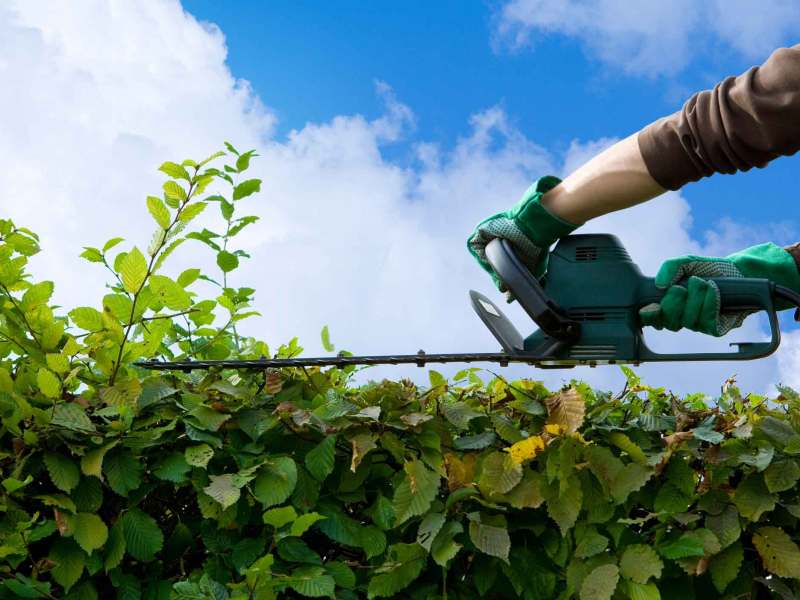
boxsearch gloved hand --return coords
[639,243,800,336]
[467,176,579,291]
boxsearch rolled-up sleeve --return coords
[638,45,800,191]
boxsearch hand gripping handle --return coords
[484,238,580,343]
[637,277,782,361]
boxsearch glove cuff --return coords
[511,176,580,247]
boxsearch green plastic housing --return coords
[522,234,780,365]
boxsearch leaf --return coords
[504,469,545,509]
[120,508,164,562]
[52,403,95,433]
[706,505,741,550]
[290,513,326,537]
[216,250,239,273]
[103,237,125,252]
[608,431,648,466]
[263,505,297,529]
[69,307,104,331]
[80,442,117,478]
[733,473,776,521]
[154,452,190,483]
[625,581,661,600]
[103,449,142,497]
[545,386,585,434]
[443,401,483,430]
[253,457,298,507]
[350,432,377,472]
[44,452,79,493]
[71,513,108,554]
[468,514,510,563]
[104,521,125,571]
[478,451,523,495]
[752,526,800,578]
[611,463,652,504]
[579,564,619,600]
[162,180,186,202]
[287,566,335,598]
[393,460,440,524]
[80,247,104,263]
[37,368,61,399]
[416,513,446,551]
[179,201,207,224]
[305,435,336,482]
[159,161,190,181]
[367,543,427,598]
[657,534,706,559]
[185,444,214,468]
[574,527,609,559]
[764,459,800,493]
[49,538,85,592]
[149,275,191,311]
[46,353,70,374]
[204,474,241,509]
[545,475,583,534]
[620,544,663,584]
[320,325,335,352]
[430,521,463,567]
[119,247,147,293]
[233,178,261,200]
[147,196,171,229]
[710,540,743,593]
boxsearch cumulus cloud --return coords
[494,0,800,77]
[1,0,795,396]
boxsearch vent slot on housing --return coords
[575,246,598,262]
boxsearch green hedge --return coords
[2,146,800,599]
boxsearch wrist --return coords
[512,176,580,247]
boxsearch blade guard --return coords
[478,235,782,364]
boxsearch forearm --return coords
[540,133,666,224]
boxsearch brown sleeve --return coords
[638,45,800,191]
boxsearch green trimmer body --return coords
[138,234,800,373]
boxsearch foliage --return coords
[2,147,800,599]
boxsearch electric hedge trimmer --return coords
[137,234,800,372]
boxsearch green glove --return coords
[467,176,579,291]
[639,243,800,336]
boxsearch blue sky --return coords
[4,0,800,394]
[185,0,799,240]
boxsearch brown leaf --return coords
[544,387,585,435]
[445,452,476,491]
[264,369,283,395]
[663,431,694,448]
[350,432,377,472]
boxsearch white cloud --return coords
[495,0,800,77]
[1,0,796,397]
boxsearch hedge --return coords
[2,145,800,599]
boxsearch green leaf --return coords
[468,514,510,563]
[710,541,743,593]
[706,505,741,550]
[46,353,70,374]
[263,506,297,529]
[504,469,545,509]
[163,180,186,202]
[71,513,108,554]
[305,435,336,482]
[80,247,104,263]
[44,452,80,492]
[443,401,483,430]
[393,460,440,524]
[80,442,117,478]
[204,474,241,509]
[103,237,125,252]
[159,161,190,181]
[764,459,800,493]
[188,405,230,431]
[320,325,335,352]
[733,473,776,521]
[120,508,164,562]
[49,538,85,592]
[367,543,427,598]
[287,566,335,598]
[620,544,663,584]
[119,247,147,293]
[253,457,298,507]
[149,275,191,310]
[52,403,95,433]
[22,281,53,309]
[104,521,125,571]
[325,561,356,589]
[625,581,661,600]
[752,526,800,578]
[146,196,171,229]
[657,534,706,559]
[179,201,207,224]
[103,450,142,497]
[430,521,463,567]
[184,444,214,468]
[579,564,619,600]
[216,250,239,273]
[608,431,648,465]
[154,452,190,483]
[37,368,61,399]
[574,527,609,559]
[290,513,326,537]
[478,451,523,495]
[545,475,583,534]
[233,178,261,200]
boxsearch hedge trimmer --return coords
[137,234,800,372]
